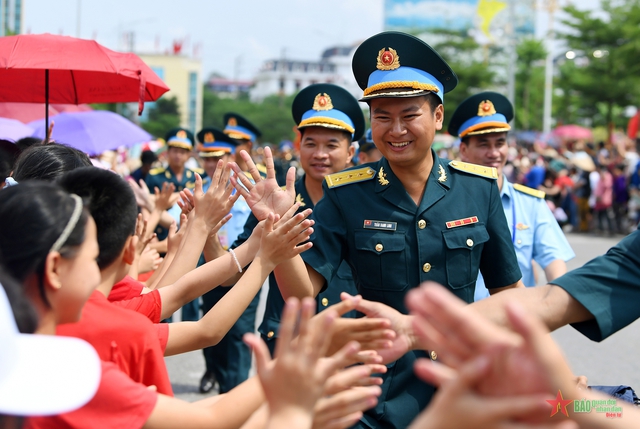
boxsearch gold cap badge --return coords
[204,132,214,143]
[312,93,333,111]
[477,100,497,117]
[228,117,238,127]
[376,47,400,71]
[176,130,187,139]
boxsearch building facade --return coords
[1,0,23,36]
[249,45,361,102]
[138,54,203,133]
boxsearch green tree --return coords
[556,0,640,140]
[140,96,181,138]
[202,91,296,144]
[515,38,546,130]
[425,29,499,130]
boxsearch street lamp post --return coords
[542,0,558,134]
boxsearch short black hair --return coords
[14,137,42,153]
[0,182,89,306]
[422,93,442,114]
[140,150,158,165]
[58,167,138,270]
[12,143,91,183]
[0,139,21,183]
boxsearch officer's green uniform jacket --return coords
[145,165,200,193]
[301,151,521,429]
[145,165,201,238]
[551,228,640,342]
[230,175,358,354]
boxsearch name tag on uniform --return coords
[445,216,479,229]
[363,220,397,231]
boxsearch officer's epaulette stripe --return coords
[149,167,165,175]
[325,167,375,188]
[448,161,497,179]
[256,164,268,174]
[513,183,545,199]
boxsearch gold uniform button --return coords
[321,297,329,307]
[375,243,383,252]
[466,238,474,247]
[430,350,438,360]
[418,219,426,229]
[267,331,274,339]
[422,263,431,273]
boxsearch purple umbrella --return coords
[29,110,152,156]
[0,117,34,141]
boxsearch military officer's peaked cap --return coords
[448,91,513,138]
[223,113,261,143]
[352,31,458,103]
[196,127,237,157]
[358,128,376,153]
[165,127,195,150]
[292,83,365,142]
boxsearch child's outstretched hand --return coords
[256,203,314,268]
[192,161,240,231]
[244,297,337,429]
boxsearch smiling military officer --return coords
[449,91,575,302]
[232,31,524,429]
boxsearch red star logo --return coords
[546,390,573,417]
[482,102,491,112]
[382,51,393,64]
[318,96,326,106]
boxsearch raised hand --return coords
[155,182,178,211]
[192,161,240,231]
[406,283,577,414]
[343,293,415,364]
[244,297,339,428]
[408,354,571,429]
[230,146,296,221]
[128,177,154,212]
[256,204,314,268]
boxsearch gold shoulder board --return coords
[325,167,376,189]
[191,167,204,175]
[513,183,545,199]
[149,167,165,175]
[448,161,497,179]
[256,163,268,175]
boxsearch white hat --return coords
[0,284,101,416]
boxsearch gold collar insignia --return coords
[378,167,389,186]
[438,165,447,183]
[295,193,306,207]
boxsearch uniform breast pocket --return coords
[442,225,490,289]
[354,231,408,291]
[514,227,533,253]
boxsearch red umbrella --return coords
[552,125,593,141]
[0,33,169,131]
[0,102,59,123]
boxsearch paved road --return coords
[165,232,638,402]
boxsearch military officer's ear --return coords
[346,142,356,165]
[434,104,444,130]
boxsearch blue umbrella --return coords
[29,110,151,156]
[0,117,34,141]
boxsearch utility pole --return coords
[542,0,558,133]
